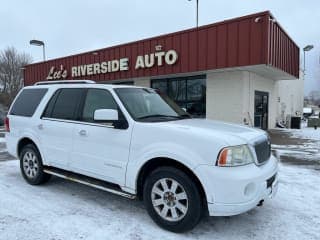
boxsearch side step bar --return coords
[43,166,135,199]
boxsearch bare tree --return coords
[0,47,32,106]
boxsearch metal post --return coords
[188,0,199,28]
[303,50,306,76]
[196,0,199,27]
[43,44,46,61]
[302,45,314,78]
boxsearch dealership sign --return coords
[46,49,178,80]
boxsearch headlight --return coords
[216,144,254,167]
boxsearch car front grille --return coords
[254,137,271,165]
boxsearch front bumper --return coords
[194,155,278,216]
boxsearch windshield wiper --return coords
[137,114,181,120]
[178,114,191,119]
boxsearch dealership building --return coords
[24,11,301,130]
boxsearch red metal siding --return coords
[24,11,299,85]
[207,26,217,69]
[268,19,299,78]
[198,29,207,70]
[238,19,250,66]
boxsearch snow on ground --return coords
[271,127,320,165]
[280,127,320,141]
[0,160,319,240]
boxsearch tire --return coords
[143,166,203,232]
[20,144,51,185]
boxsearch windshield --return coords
[114,88,190,122]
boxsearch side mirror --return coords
[94,109,118,121]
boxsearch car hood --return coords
[156,118,267,146]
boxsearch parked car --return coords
[5,80,278,232]
[0,110,6,126]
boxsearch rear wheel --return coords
[20,144,51,185]
[143,166,203,232]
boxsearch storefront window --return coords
[112,81,134,85]
[151,75,206,117]
[168,79,186,102]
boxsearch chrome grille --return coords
[254,138,271,165]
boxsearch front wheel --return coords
[143,166,203,232]
[20,144,51,185]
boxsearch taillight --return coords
[4,117,10,132]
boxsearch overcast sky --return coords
[1,0,319,95]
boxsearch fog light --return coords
[244,183,256,197]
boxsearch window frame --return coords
[79,88,128,126]
[114,87,187,122]
[9,88,48,117]
[41,88,86,121]
[41,87,129,129]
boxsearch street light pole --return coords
[42,44,46,61]
[303,45,314,77]
[189,0,199,28]
[29,39,46,61]
[196,0,199,28]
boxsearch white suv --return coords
[5,80,278,232]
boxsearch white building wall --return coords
[206,71,246,124]
[206,70,277,128]
[275,72,304,122]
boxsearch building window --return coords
[151,75,206,117]
[112,81,134,85]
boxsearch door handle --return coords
[78,129,87,136]
[37,124,44,130]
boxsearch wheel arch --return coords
[136,157,207,208]
[17,137,40,158]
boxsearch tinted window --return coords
[82,89,118,122]
[10,88,48,117]
[42,90,60,118]
[151,75,206,117]
[50,89,84,120]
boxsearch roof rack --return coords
[34,80,96,86]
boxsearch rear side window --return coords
[9,88,48,117]
[44,89,84,120]
[42,90,60,118]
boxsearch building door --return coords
[254,91,269,130]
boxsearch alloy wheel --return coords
[151,178,189,222]
[22,151,39,179]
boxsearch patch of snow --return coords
[274,127,320,141]
[290,128,320,140]
[0,137,5,143]
[0,161,319,240]
[271,127,320,163]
